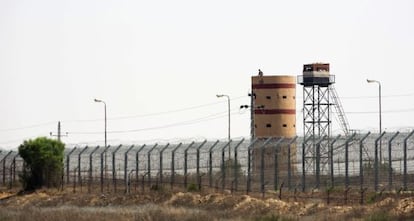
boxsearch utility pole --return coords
[216,94,231,158]
[50,121,68,141]
[367,79,382,163]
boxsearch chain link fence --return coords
[1,131,414,199]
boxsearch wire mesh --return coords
[1,131,414,195]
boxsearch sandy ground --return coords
[1,189,414,220]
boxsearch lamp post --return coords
[367,79,382,163]
[94,98,107,177]
[217,94,231,158]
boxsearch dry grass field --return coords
[1,188,414,221]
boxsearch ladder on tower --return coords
[329,85,351,136]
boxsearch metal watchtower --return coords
[297,63,335,179]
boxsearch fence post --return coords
[112,145,122,193]
[172,142,192,189]
[388,131,399,190]
[360,187,368,205]
[135,144,146,189]
[147,144,158,187]
[73,167,77,193]
[375,132,386,192]
[1,151,6,186]
[330,135,341,188]
[6,152,15,189]
[78,146,89,190]
[184,142,194,188]
[66,147,77,185]
[124,145,135,193]
[302,137,312,192]
[159,143,170,185]
[208,140,220,188]
[288,136,298,190]
[344,187,351,205]
[196,140,207,188]
[260,138,273,195]
[403,130,414,190]
[127,169,135,194]
[345,133,357,188]
[10,154,18,188]
[221,140,232,191]
[246,139,259,194]
[233,138,245,192]
[316,136,327,189]
[359,132,371,191]
[273,138,284,191]
[88,146,100,193]
[1,151,13,186]
[100,145,111,193]
[10,153,17,189]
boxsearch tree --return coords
[18,137,65,190]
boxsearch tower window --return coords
[266,96,271,99]
[283,124,287,127]
[293,96,296,99]
[282,96,287,99]
[266,124,272,128]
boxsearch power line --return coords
[343,108,414,114]
[93,104,413,134]
[0,95,247,132]
[68,111,229,135]
[0,121,56,133]
[0,96,248,144]
[68,109,241,135]
[341,92,414,99]
[63,95,247,123]
[295,92,414,100]
[0,136,39,145]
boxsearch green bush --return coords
[187,183,198,192]
[18,137,65,190]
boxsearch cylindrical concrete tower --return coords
[251,73,297,189]
[251,75,296,139]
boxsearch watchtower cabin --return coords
[300,63,332,87]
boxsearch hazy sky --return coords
[1,0,414,149]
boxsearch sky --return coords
[1,0,414,149]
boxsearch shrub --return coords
[187,183,198,192]
[18,137,65,190]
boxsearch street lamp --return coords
[217,94,231,158]
[94,98,107,178]
[367,79,382,163]
[94,98,107,148]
